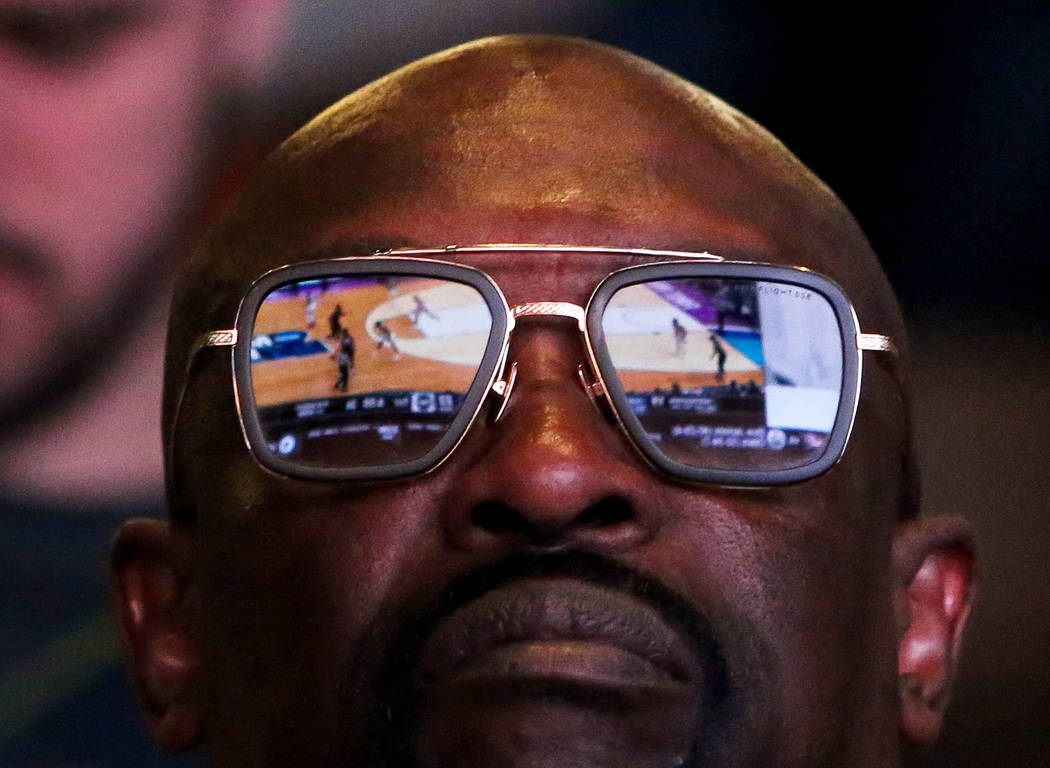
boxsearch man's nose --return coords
[440,320,663,553]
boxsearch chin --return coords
[412,686,702,768]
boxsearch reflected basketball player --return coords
[410,293,438,326]
[710,333,727,383]
[333,327,355,392]
[374,319,401,360]
[328,302,345,338]
[672,316,688,356]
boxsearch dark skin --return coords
[113,37,975,767]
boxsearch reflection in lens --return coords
[250,274,492,470]
[602,277,843,472]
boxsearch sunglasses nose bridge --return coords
[488,301,604,424]
[511,301,587,329]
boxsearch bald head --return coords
[167,36,904,440]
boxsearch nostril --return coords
[470,501,524,534]
[577,495,633,528]
[467,495,637,546]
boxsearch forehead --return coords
[178,41,902,373]
[214,146,823,311]
[222,180,855,321]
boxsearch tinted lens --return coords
[249,273,494,471]
[600,276,844,473]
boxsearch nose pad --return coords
[490,360,611,425]
[576,363,616,422]
[489,362,518,423]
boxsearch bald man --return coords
[113,37,975,768]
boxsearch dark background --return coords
[263,2,1049,764]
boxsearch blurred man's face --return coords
[0,0,252,414]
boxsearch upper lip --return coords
[418,577,704,685]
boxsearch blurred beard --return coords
[0,90,241,438]
[0,224,175,435]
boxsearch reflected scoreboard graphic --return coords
[602,276,844,472]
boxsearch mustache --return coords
[0,224,52,287]
[351,550,731,767]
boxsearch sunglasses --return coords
[179,245,895,487]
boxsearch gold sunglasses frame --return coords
[174,244,895,488]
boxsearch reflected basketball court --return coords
[243,267,847,474]
[603,280,766,394]
[600,275,845,471]
[251,276,490,407]
[247,273,495,469]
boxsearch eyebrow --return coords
[0,1,162,64]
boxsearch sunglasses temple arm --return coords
[165,329,240,500]
[857,332,897,356]
[193,329,240,354]
[172,329,239,433]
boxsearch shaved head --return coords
[166,35,905,449]
[117,35,974,768]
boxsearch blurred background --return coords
[1,1,1046,766]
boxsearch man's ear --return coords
[111,518,203,753]
[893,516,977,744]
